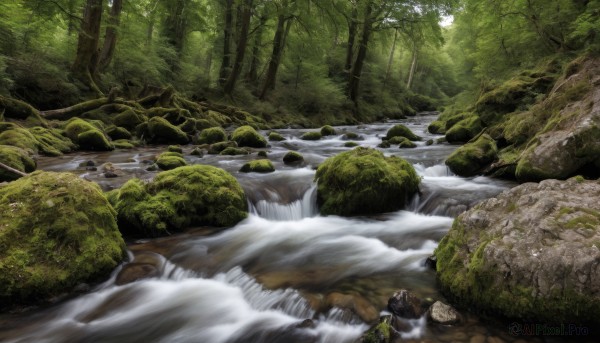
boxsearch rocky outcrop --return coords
[435,177,600,324]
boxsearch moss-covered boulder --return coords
[147,116,189,144]
[320,125,336,136]
[397,137,417,149]
[106,126,132,140]
[445,133,498,177]
[197,127,227,144]
[64,118,113,151]
[0,95,42,122]
[168,145,183,153]
[0,125,75,156]
[315,147,420,216]
[208,141,238,154]
[445,116,483,143]
[342,132,363,141]
[0,145,36,181]
[435,178,600,324]
[428,121,446,134]
[240,159,275,173]
[113,109,147,130]
[0,171,126,307]
[268,131,285,141]
[301,131,322,141]
[231,125,267,148]
[220,147,249,156]
[283,151,304,165]
[344,142,358,148]
[156,152,187,171]
[385,124,420,141]
[108,165,247,236]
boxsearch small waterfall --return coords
[252,185,318,221]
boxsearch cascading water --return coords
[3,114,536,343]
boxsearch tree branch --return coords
[39,0,83,22]
[0,162,27,178]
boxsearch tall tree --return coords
[218,0,235,86]
[224,0,254,95]
[96,0,123,73]
[72,0,104,95]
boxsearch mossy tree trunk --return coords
[259,0,293,100]
[218,0,234,86]
[223,0,254,96]
[71,0,104,95]
[348,0,373,104]
[96,0,123,73]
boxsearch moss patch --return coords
[268,131,285,141]
[283,151,304,165]
[445,133,498,177]
[231,125,267,148]
[301,131,322,141]
[320,125,336,136]
[0,171,126,307]
[156,152,187,171]
[147,116,189,144]
[0,145,36,181]
[385,124,420,141]
[197,127,227,144]
[445,115,483,143]
[109,165,247,237]
[240,159,275,173]
[315,147,420,216]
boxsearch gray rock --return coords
[387,289,423,319]
[435,177,600,323]
[428,301,460,325]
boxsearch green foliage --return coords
[0,171,126,307]
[315,147,420,216]
[110,165,247,236]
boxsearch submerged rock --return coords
[300,131,322,141]
[428,301,461,325]
[283,151,304,165]
[435,177,600,324]
[315,147,419,216]
[361,315,393,343]
[445,133,498,176]
[268,131,285,141]
[0,171,126,307]
[240,159,275,173]
[387,289,424,319]
[108,165,247,236]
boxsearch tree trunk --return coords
[348,0,373,104]
[344,4,358,74]
[164,0,187,71]
[223,0,254,95]
[218,0,234,86]
[67,0,77,36]
[383,28,398,87]
[71,0,103,95]
[406,43,418,89]
[96,0,123,73]
[259,0,292,100]
[246,14,267,84]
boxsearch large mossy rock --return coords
[445,133,498,177]
[197,127,227,144]
[0,171,126,307]
[240,159,275,173]
[0,124,75,156]
[315,147,419,216]
[156,152,187,171]
[385,124,420,141]
[231,125,267,148]
[0,145,36,181]
[435,177,600,324]
[445,116,483,143]
[109,165,247,236]
[146,116,189,144]
[64,118,113,151]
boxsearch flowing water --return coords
[0,114,585,342]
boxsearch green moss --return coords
[231,125,267,148]
[377,141,391,149]
[113,109,147,130]
[0,171,126,307]
[240,159,275,173]
[445,115,483,143]
[428,120,446,134]
[385,124,420,141]
[208,141,238,154]
[0,145,36,181]
[283,151,304,165]
[320,125,336,136]
[0,95,43,123]
[147,116,189,144]
[268,131,285,141]
[156,152,187,171]
[257,151,268,157]
[301,131,322,140]
[344,141,358,147]
[342,132,361,140]
[113,140,135,149]
[398,137,417,149]
[106,126,132,140]
[78,130,114,151]
[197,127,227,144]
[362,316,392,343]
[0,125,75,156]
[219,147,249,156]
[168,145,183,153]
[445,133,498,176]
[315,147,420,216]
[110,165,247,236]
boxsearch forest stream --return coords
[0,114,589,343]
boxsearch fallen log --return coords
[0,162,27,178]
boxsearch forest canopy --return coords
[0,0,598,123]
